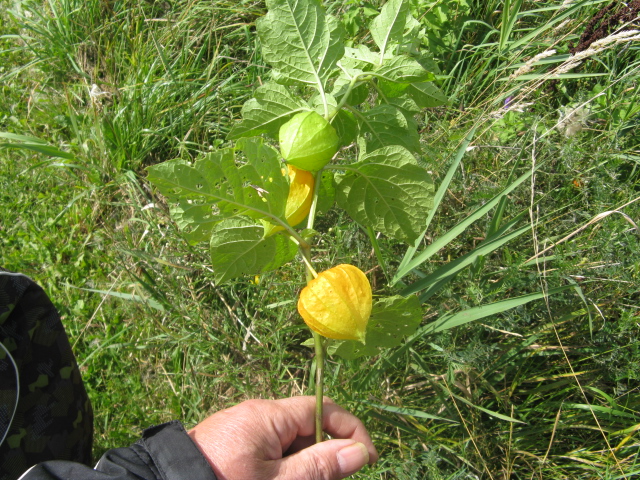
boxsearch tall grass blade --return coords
[507,0,609,52]
[394,164,537,284]
[499,0,524,53]
[448,391,525,424]
[417,285,572,334]
[364,401,459,424]
[393,127,477,285]
[401,223,530,301]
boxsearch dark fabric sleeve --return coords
[19,422,217,480]
[1,270,93,479]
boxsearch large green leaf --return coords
[355,104,421,154]
[210,217,298,283]
[334,145,434,244]
[257,0,344,89]
[227,83,309,140]
[330,295,423,359]
[339,45,379,70]
[147,139,289,241]
[373,55,435,84]
[369,0,408,59]
[406,82,448,108]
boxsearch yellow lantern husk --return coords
[298,264,372,343]
[263,165,314,236]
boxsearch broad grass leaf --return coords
[448,392,525,424]
[369,0,408,58]
[147,139,289,240]
[210,217,297,283]
[0,142,77,160]
[335,145,433,243]
[401,222,531,301]
[363,401,459,424]
[356,104,421,153]
[227,83,309,139]
[416,286,573,334]
[257,0,344,88]
[330,295,422,359]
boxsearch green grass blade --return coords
[393,127,477,285]
[499,0,524,53]
[364,401,460,424]
[448,391,525,424]
[400,223,530,300]
[394,165,537,282]
[65,285,165,311]
[0,143,77,160]
[507,0,609,52]
[417,285,572,334]
[0,132,47,143]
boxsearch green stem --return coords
[300,175,325,443]
[313,331,325,443]
[365,225,389,281]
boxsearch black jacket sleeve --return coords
[19,421,217,480]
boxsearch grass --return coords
[1,0,639,478]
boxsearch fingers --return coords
[276,438,370,480]
[270,397,378,463]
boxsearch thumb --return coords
[276,439,370,480]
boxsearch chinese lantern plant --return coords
[147,0,443,443]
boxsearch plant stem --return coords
[365,225,388,281]
[300,177,325,443]
[313,331,325,443]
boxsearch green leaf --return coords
[170,201,220,245]
[387,96,421,117]
[355,104,421,153]
[369,0,408,59]
[0,132,47,144]
[147,139,290,237]
[257,0,344,89]
[335,146,434,243]
[331,109,358,146]
[394,164,537,282]
[416,286,572,334]
[332,69,369,106]
[227,83,309,139]
[209,217,298,283]
[316,170,336,214]
[401,223,531,301]
[340,45,379,69]
[64,286,165,312]
[0,143,78,160]
[363,401,459,424]
[449,392,525,424]
[406,82,448,108]
[330,295,423,359]
[373,55,435,85]
[394,127,476,284]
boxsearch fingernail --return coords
[337,442,369,475]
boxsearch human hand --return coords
[188,396,378,480]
